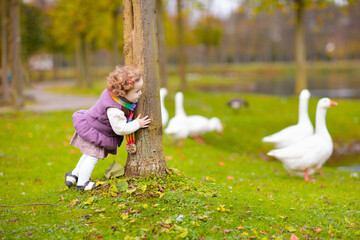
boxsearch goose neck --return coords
[315,106,329,136]
[298,97,310,123]
[175,95,186,116]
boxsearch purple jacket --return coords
[72,89,127,151]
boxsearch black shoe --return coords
[65,171,78,188]
[76,181,99,191]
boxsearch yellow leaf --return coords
[126,187,137,194]
[191,221,200,226]
[143,204,148,209]
[237,225,244,230]
[156,192,164,198]
[285,225,296,232]
[140,185,147,193]
[121,214,129,220]
[83,197,95,205]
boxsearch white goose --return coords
[185,116,223,144]
[164,92,189,140]
[267,98,338,181]
[160,88,169,126]
[262,89,314,148]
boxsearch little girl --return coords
[65,66,151,191]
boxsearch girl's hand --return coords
[135,114,151,128]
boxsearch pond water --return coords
[254,75,360,99]
[326,154,360,172]
[195,69,360,98]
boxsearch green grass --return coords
[1,89,360,239]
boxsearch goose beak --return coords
[330,100,338,106]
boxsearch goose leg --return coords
[194,136,206,145]
[179,138,186,147]
[304,169,311,182]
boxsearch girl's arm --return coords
[107,107,140,136]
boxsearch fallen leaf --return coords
[117,181,129,192]
[83,197,95,205]
[237,226,244,230]
[218,162,225,166]
[226,176,234,180]
[104,161,124,179]
[313,228,322,233]
[165,156,173,160]
[203,176,216,182]
[285,225,296,232]
[290,234,300,240]
[126,187,137,194]
[158,184,164,192]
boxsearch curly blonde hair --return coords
[106,66,143,97]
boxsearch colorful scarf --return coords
[110,92,138,154]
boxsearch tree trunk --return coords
[1,0,10,103]
[156,0,168,88]
[123,0,167,177]
[75,34,91,88]
[176,0,186,90]
[112,6,121,68]
[52,53,59,80]
[294,0,307,95]
[10,0,23,110]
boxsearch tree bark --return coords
[156,0,168,88]
[1,0,10,103]
[294,0,307,95]
[112,6,121,68]
[123,0,167,177]
[75,34,91,88]
[10,0,23,110]
[176,0,186,90]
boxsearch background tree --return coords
[123,0,168,177]
[1,0,10,103]
[248,0,354,95]
[10,0,23,110]
[194,14,223,66]
[48,0,123,88]
[20,3,46,82]
[106,0,123,67]
[156,0,168,88]
[176,0,186,90]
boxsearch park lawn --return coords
[1,91,360,239]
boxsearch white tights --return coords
[71,154,99,186]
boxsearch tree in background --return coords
[156,0,168,88]
[107,0,123,67]
[48,0,123,88]
[249,0,356,95]
[194,14,223,66]
[123,0,168,177]
[176,0,186,90]
[10,0,23,110]
[21,3,46,82]
[1,0,10,103]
